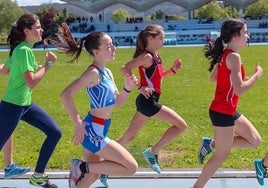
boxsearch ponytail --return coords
[133,24,163,58]
[204,36,224,72]
[204,18,246,72]
[134,30,146,58]
[52,23,83,63]
[53,23,106,63]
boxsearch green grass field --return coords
[0,45,268,171]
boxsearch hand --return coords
[243,76,249,81]
[139,86,153,99]
[46,51,57,64]
[72,121,88,145]
[254,62,263,78]
[124,73,138,90]
[172,58,183,71]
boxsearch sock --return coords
[5,163,14,170]
[209,140,213,150]
[33,174,43,178]
[80,162,90,173]
[262,160,268,169]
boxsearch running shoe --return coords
[100,174,109,187]
[254,159,267,186]
[29,173,57,188]
[198,137,213,164]
[4,163,30,179]
[143,148,162,174]
[69,158,83,188]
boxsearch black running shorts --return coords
[136,92,162,117]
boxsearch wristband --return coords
[170,68,176,74]
[123,87,131,93]
[46,61,53,67]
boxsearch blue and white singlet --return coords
[86,65,117,109]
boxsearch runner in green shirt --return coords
[0,13,62,188]
[0,59,30,179]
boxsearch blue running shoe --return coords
[198,137,212,164]
[100,174,109,187]
[143,148,162,174]
[4,163,30,179]
[254,159,267,186]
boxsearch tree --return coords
[155,9,164,20]
[149,9,165,20]
[224,5,239,18]
[195,1,229,20]
[35,6,60,39]
[167,14,187,20]
[35,6,75,40]
[0,0,24,34]
[112,9,131,23]
[244,0,268,19]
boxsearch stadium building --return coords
[60,0,267,46]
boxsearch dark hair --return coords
[52,23,105,62]
[204,18,246,72]
[7,13,39,57]
[133,24,163,58]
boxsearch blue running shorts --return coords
[82,113,111,153]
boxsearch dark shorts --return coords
[209,110,241,127]
[136,92,162,117]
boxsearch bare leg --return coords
[194,114,261,188]
[209,114,261,150]
[76,149,101,188]
[263,153,268,167]
[2,135,30,179]
[193,126,234,188]
[117,111,148,147]
[233,115,261,148]
[77,140,138,188]
[150,105,187,154]
[3,136,13,165]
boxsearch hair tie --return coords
[139,30,146,47]
[218,35,225,45]
[12,22,17,28]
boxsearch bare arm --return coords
[227,53,263,96]
[121,53,152,76]
[24,51,57,89]
[0,64,10,75]
[60,66,99,144]
[115,73,138,107]
[61,67,98,125]
[210,65,218,82]
[121,53,153,98]
[163,58,182,77]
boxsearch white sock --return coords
[5,163,14,170]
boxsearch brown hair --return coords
[133,24,163,58]
[52,23,105,62]
[204,18,246,72]
[7,13,39,57]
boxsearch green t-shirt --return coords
[2,42,37,106]
[4,57,11,68]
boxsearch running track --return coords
[0,169,265,188]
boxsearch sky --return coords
[14,0,64,6]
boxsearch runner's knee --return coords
[251,134,261,148]
[126,160,138,175]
